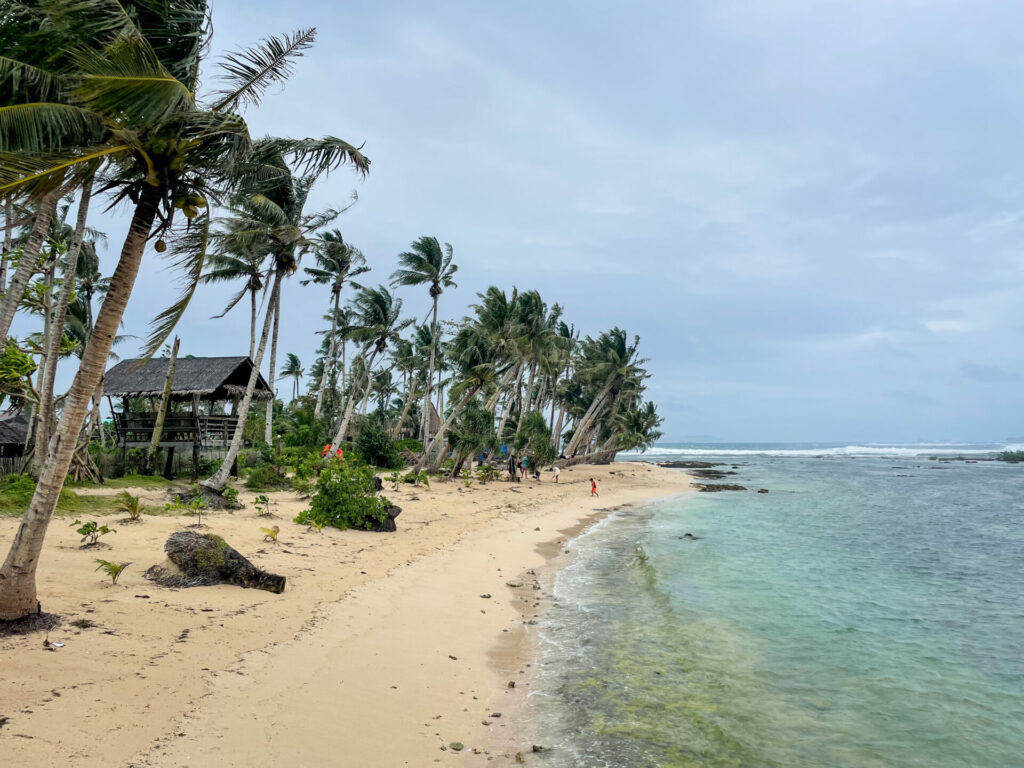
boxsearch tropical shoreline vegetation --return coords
[0,0,661,621]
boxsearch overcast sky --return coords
[54,0,1024,443]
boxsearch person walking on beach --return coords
[590,477,599,497]
[508,454,519,482]
[520,455,529,479]
[553,465,561,483]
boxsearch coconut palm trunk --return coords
[328,347,376,450]
[146,335,179,474]
[203,271,282,492]
[495,362,523,445]
[564,379,616,457]
[0,190,59,343]
[421,296,439,441]
[264,292,280,446]
[33,179,94,476]
[313,292,339,420]
[419,384,482,471]
[1,195,12,290]
[391,380,418,438]
[0,185,160,620]
[249,288,257,360]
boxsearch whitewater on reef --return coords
[525,445,1024,767]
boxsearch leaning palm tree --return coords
[301,229,368,420]
[0,3,366,620]
[327,286,412,450]
[280,352,303,400]
[199,249,266,359]
[390,236,457,443]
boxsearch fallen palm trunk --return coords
[144,531,285,593]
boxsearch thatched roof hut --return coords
[0,409,29,458]
[104,356,272,402]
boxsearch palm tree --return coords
[328,286,411,450]
[563,328,647,457]
[301,229,368,420]
[199,250,266,359]
[390,236,458,444]
[0,3,366,620]
[280,352,303,400]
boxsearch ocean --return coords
[528,443,1024,767]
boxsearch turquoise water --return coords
[530,445,1024,767]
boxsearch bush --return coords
[294,459,393,531]
[355,419,403,469]
[245,462,289,491]
[997,450,1024,463]
[394,438,423,453]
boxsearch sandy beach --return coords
[0,462,690,767]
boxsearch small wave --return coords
[622,443,1022,459]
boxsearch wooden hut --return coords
[104,356,271,477]
[0,409,29,467]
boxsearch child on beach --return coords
[590,478,599,497]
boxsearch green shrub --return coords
[355,419,403,469]
[997,450,1024,463]
[245,462,289,491]
[294,459,392,531]
[394,438,423,453]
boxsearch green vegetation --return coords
[94,559,130,585]
[294,458,393,531]
[114,491,145,521]
[0,476,114,517]
[997,450,1024,463]
[261,525,280,544]
[355,417,404,469]
[394,438,423,453]
[72,520,115,546]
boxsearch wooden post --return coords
[147,336,179,475]
[191,393,201,483]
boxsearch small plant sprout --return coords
[115,491,145,521]
[72,519,115,546]
[261,525,280,544]
[254,494,274,518]
[305,519,325,535]
[189,496,209,527]
[388,471,401,491]
[461,469,473,488]
[95,559,130,585]
[223,486,242,511]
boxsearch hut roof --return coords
[0,409,29,445]
[103,356,273,401]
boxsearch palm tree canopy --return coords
[390,235,458,298]
[280,351,303,378]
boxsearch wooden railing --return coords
[112,411,238,447]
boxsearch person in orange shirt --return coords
[590,478,599,497]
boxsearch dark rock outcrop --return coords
[690,469,738,479]
[690,482,747,492]
[144,531,285,593]
[757,488,769,494]
[367,505,402,533]
[659,461,722,469]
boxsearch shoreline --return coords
[0,462,690,767]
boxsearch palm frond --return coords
[257,136,370,178]
[209,28,316,112]
[141,212,210,357]
[0,103,104,154]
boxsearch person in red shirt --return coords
[590,478,599,497]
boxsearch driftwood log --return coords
[144,531,285,593]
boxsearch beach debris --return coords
[449,655,459,660]
[482,720,492,726]
[532,745,547,752]
[144,531,286,593]
[489,712,502,718]
[449,742,464,751]
[0,716,8,729]
[480,593,491,599]
[507,681,516,688]
[506,581,523,588]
